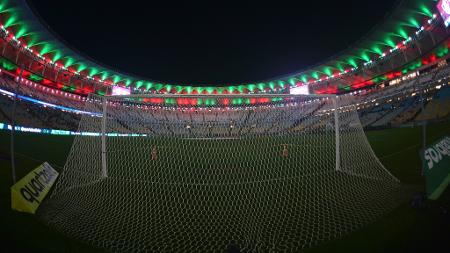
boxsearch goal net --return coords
[38,93,404,252]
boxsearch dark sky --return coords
[27,0,399,85]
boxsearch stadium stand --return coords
[0,61,450,133]
[360,107,389,128]
[415,86,450,121]
[371,98,417,127]
[0,94,80,130]
[391,102,422,126]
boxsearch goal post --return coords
[101,96,108,178]
[38,93,403,252]
[333,96,341,172]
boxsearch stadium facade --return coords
[1,0,450,252]
[0,0,448,99]
[0,0,448,131]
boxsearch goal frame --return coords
[100,93,340,178]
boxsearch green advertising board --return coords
[421,136,450,200]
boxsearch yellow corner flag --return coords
[11,162,59,214]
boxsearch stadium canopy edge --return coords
[0,0,446,95]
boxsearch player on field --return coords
[282,144,289,157]
[151,145,158,161]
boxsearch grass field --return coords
[1,121,450,252]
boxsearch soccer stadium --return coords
[1,0,450,252]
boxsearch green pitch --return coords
[1,121,450,252]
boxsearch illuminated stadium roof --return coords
[0,0,446,95]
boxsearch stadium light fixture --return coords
[0,5,443,96]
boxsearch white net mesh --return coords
[38,94,404,252]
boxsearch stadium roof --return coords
[0,0,440,93]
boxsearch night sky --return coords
[27,0,399,85]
